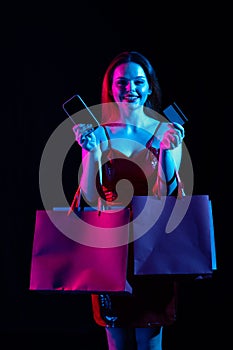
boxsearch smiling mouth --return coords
[124,96,139,102]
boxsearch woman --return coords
[71,51,185,350]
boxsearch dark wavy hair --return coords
[101,51,162,123]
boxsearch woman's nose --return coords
[126,80,136,91]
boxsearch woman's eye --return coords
[116,80,127,86]
[114,79,146,87]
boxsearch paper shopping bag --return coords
[132,195,217,275]
[29,208,131,293]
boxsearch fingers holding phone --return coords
[73,123,97,151]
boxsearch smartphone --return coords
[62,94,100,126]
[163,102,188,125]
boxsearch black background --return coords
[1,1,231,349]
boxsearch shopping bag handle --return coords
[155,169,185,199]
[175,169,186,198]
[68,185,82,216]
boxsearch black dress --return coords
[74,123,178,328]
[91,274,177,328]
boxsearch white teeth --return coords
[125,97,138,102]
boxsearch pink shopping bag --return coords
[29,208,131,293]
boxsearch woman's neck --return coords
[117,106,147,127]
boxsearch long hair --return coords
[101,51,162,123]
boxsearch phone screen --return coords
[62,95,100,126]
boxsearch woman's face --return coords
[111,62,151,110]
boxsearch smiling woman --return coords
[111,61,152,107]
[70,51,185,350]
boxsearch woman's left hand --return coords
[160,122,185,150]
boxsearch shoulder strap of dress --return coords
[146,121,162,149]
[102,124,111,141]
[102,124,115,161]
[153,121,162,136]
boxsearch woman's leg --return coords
[105,327,137,350]
[135,327,163,350]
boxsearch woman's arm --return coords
[153,123,184,196]
[79,147,102,203]
[73,124,106,204]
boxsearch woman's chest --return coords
[101,125,161,157]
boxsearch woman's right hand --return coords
[72,123,98,151]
